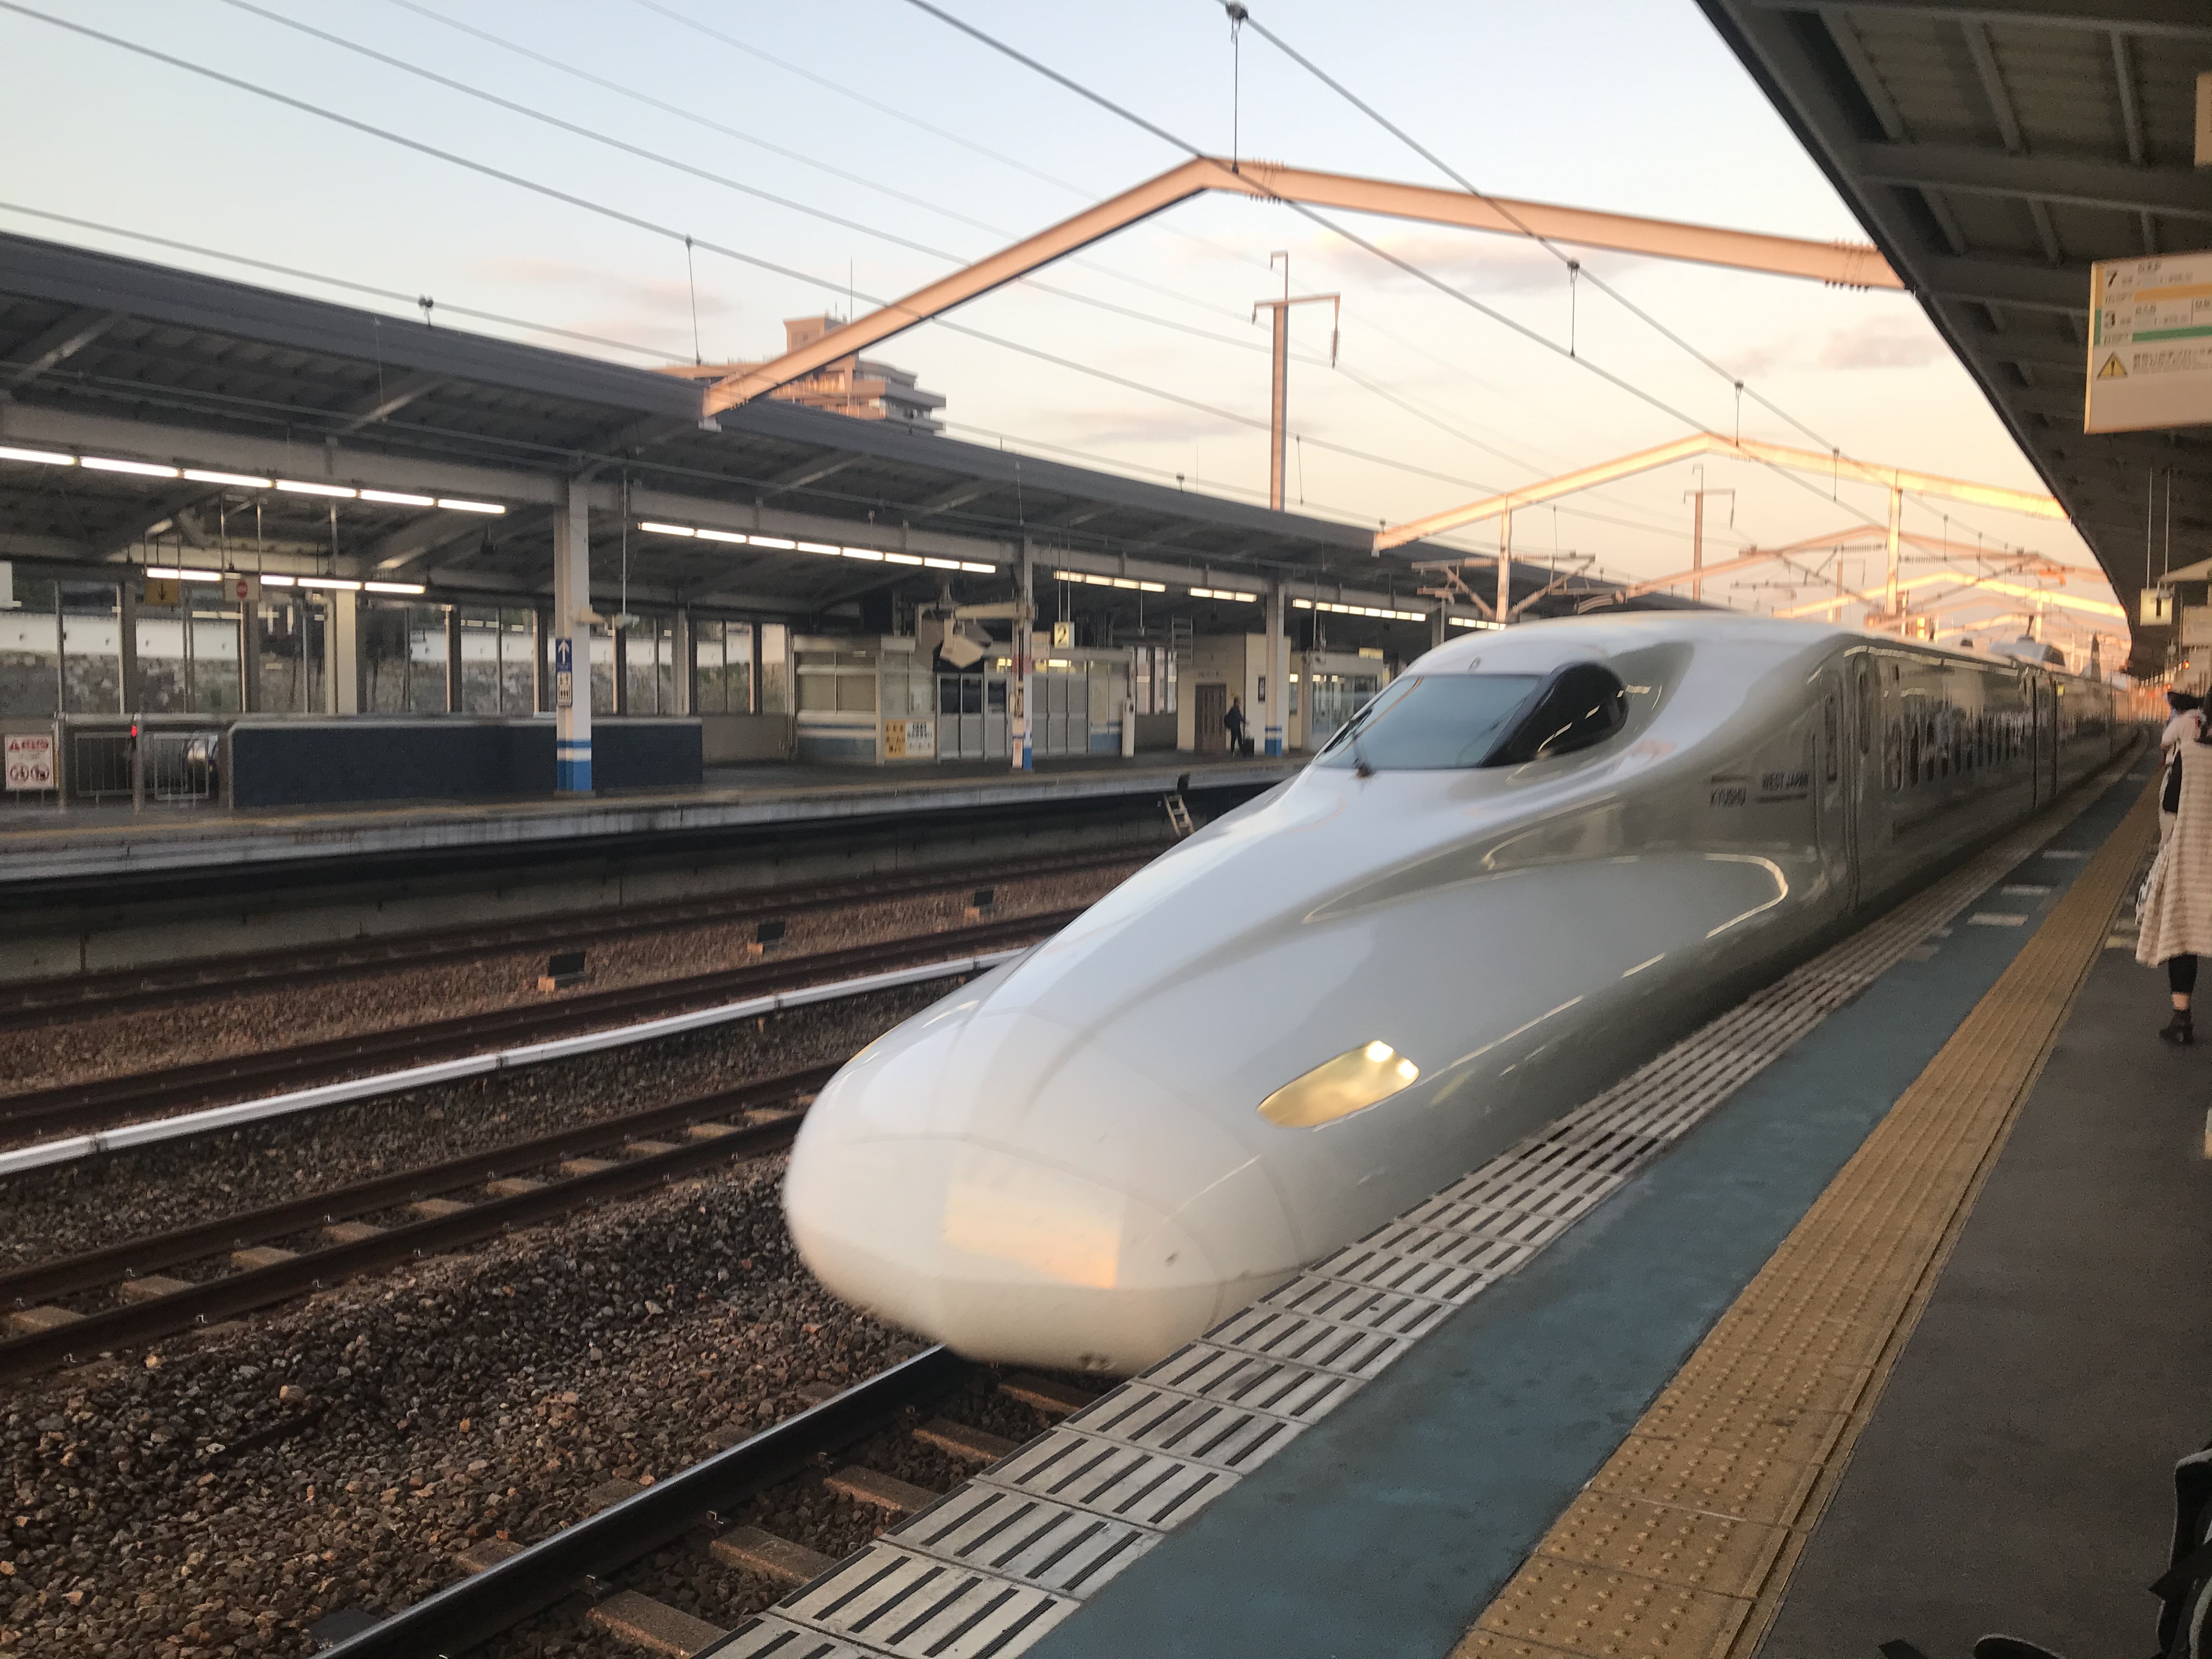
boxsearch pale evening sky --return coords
[0,0,2119,650]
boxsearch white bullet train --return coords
[783,614,2121,1373]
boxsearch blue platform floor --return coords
[1030,760,2158,1659]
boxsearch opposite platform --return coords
[0,752,1295,888]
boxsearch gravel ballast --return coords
[3,862,1140,1099]
[0,1158,1056,1658]
[1,986,949,1276]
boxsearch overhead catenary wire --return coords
[0,3,1581,528]
[30,2,1685,552]
[0,200,684,362]
[0,193,1694,558]
[904,0,2061,575]
[1222,0,2044,560]
[11,2,2018,589]
[241,0,1648,519]
[280,0,1773,551]
[222,0,1767,556]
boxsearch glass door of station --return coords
[1306,674,1381,750]
[937,673,1008,760]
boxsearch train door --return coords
[2032,677,2057,805]
[1195,682,1228,754]
[1843,653,1882,907]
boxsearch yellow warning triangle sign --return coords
[2098,353,2128,379]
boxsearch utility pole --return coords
[1883,486,1904,618]
[1498,511,1513,622]
[1252,252,1339,755]
[1251,252,1341,514]
[1683,468,1735,605]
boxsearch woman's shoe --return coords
[2160,1012,2194,1046]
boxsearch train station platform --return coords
[983,750,2208,1659]
[0,752,1294,890]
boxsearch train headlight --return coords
[1257,1040,1421,1128]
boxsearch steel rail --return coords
[0,1065,840,1311]
[0,908,1076,1141]
[0,1086,821,1383]
[0,845,1143,1031]
[318,1345,975,1659]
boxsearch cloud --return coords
[1297,225,1607,296]
[472,255,741,318]
[1815,317,1946,370]
[1026,402,1252,449]
[1710,315,1950,381]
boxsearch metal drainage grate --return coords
[719,761,2134,1659]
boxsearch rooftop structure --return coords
[659,317,945,433]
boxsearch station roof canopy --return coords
[0,229,1680,628]
[1697,0,2212,675]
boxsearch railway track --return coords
[0,1066,845,1384]
[0,843,1150,1032]
[0,907,1077,1144]
[314,1350,1102,1659]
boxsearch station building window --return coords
[1131,643,1178,715]
[589,627,615,715]
[141,584,244,714]
[456,606,536,715]
[256,597,322,714]
[759,622,791,715]
[0,572,129,715]
[362,600,448,715]
[620,615,678,715]
[693,618,755,714]
[797,644,878,714]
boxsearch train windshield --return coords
[1316,673,1541,770]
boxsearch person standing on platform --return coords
[2159,682,2203,844]
[2137,693,2212,1044]
[1224,696,1248,757]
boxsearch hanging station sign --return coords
[2086,250,2212,433]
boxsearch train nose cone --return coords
[783,1004,1302,1375]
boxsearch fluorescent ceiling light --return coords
[749,535,796,550]
[1448,616,1503,630]
[923,557,961,570]
[364,580,426,594]
[796,541,842,555]
[84,456,180,478]
[1296,598,1424,623]
[437,498,504,514]
[184,469,274,488]
[278,479,357,499]
[694,528,748,544]
[959,562,995,574]
[259,573,297,586]
[295,575,363,591]
[883,551,924,566]
[840,547,884,561]
[145,565,221,582]
[639,521,695,537]
[1190,586,1260,603]
[360,488,436,506]
[0,444,74,466]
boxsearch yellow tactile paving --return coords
[1532,1492,1788,1601]
[1471,1556,1753,1658]
[1451,780,2155,1659]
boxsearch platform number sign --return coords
[554,637,574,710]
[4,732,55,791]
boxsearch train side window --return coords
[1824,695,1839,782]
[1855,663,1875,754]
[1483,663,1628,766]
